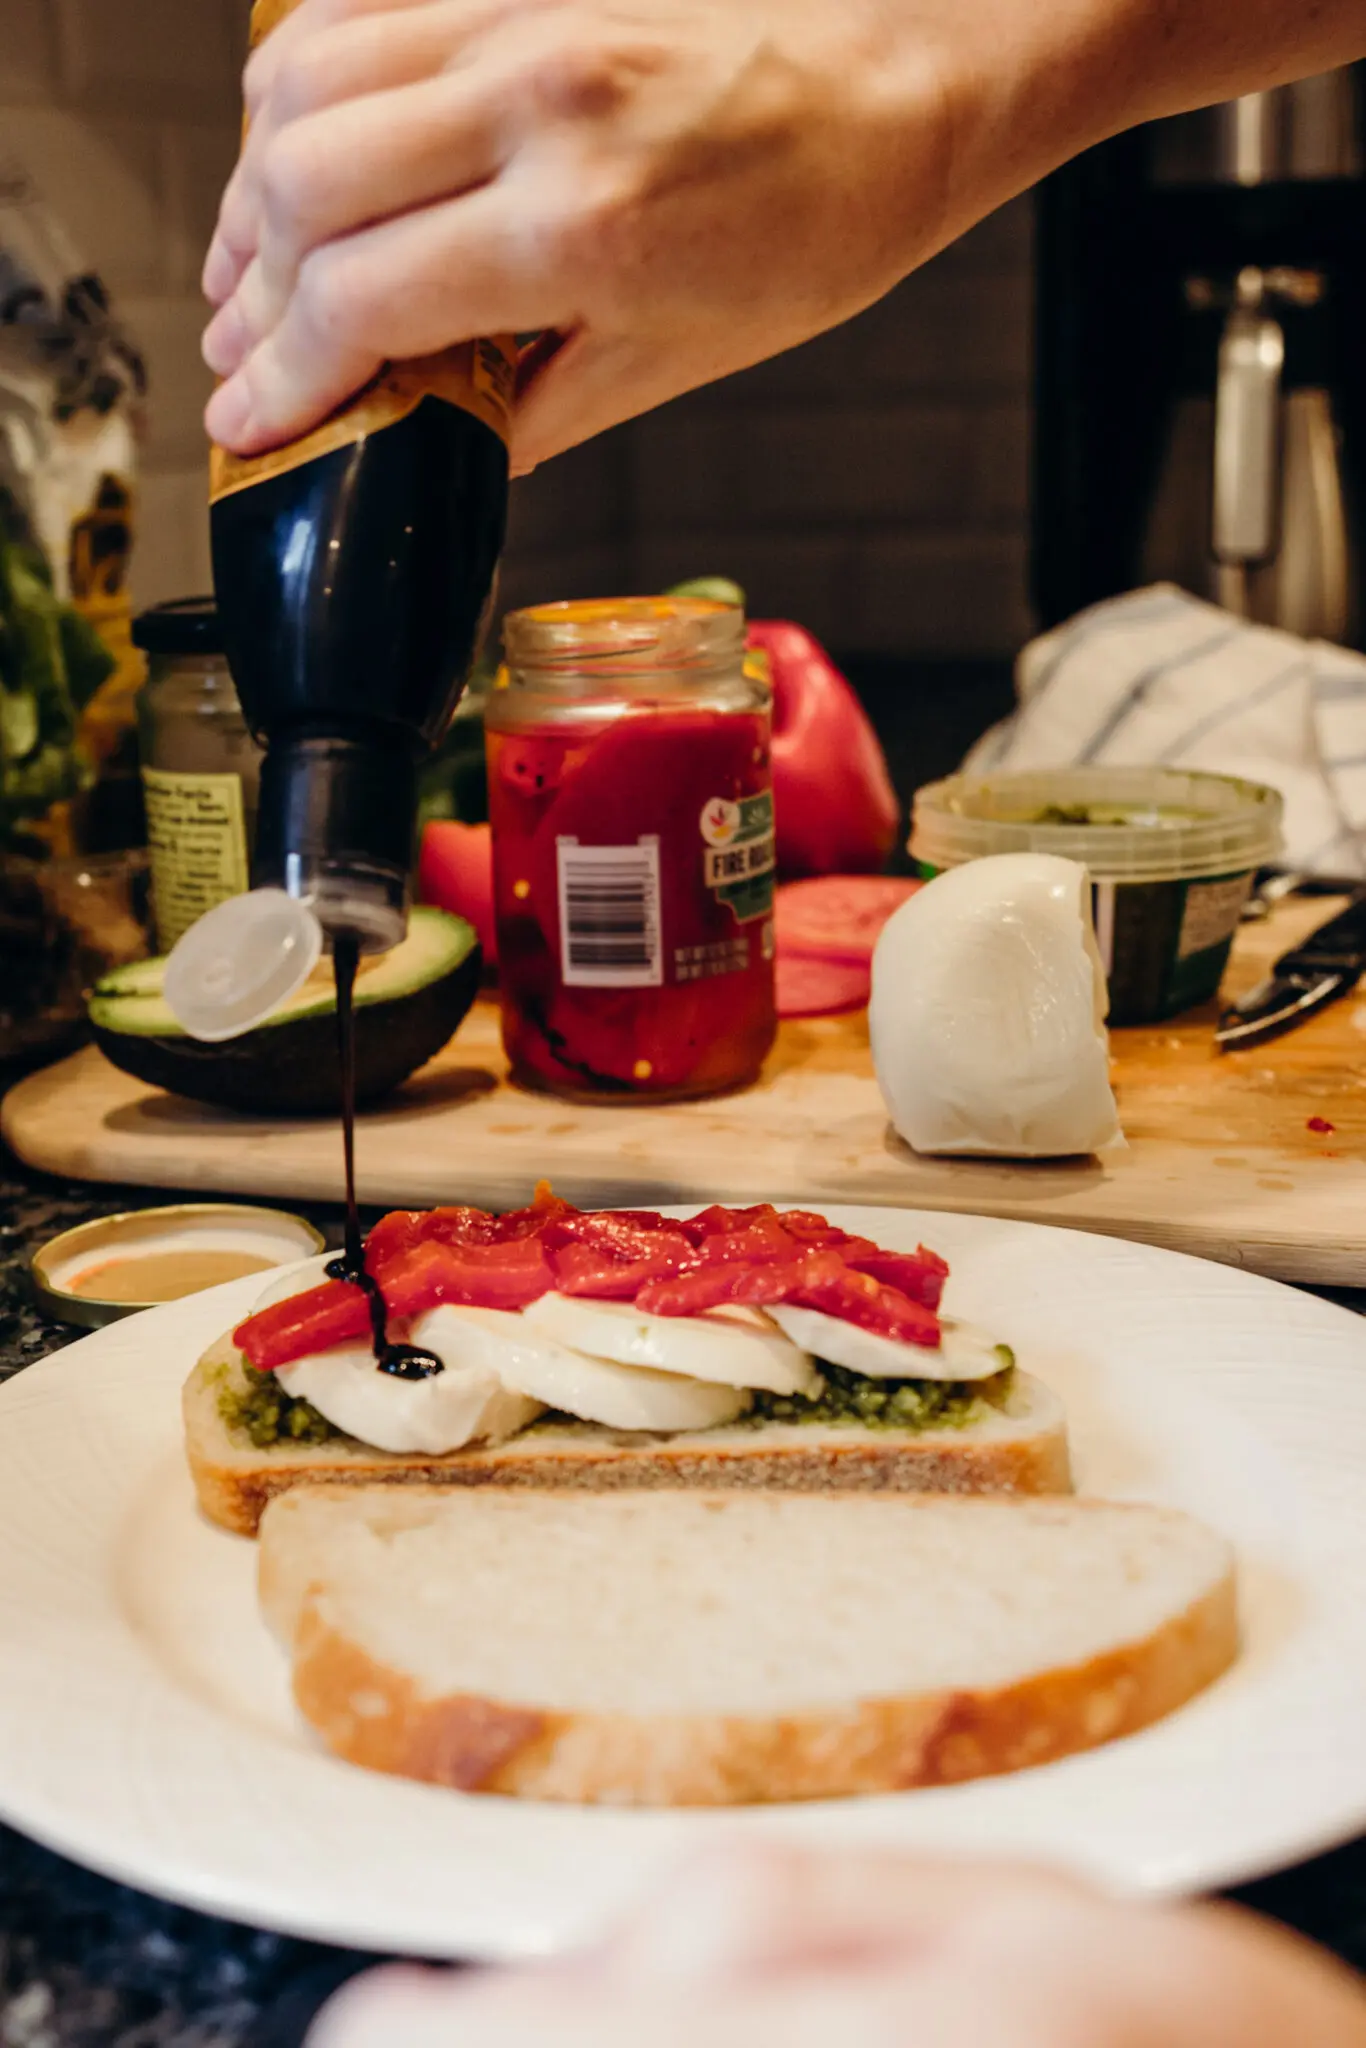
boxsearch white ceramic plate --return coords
[3,1206,1366,1961]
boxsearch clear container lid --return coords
[911,767,1283,883]
[162,888,322,1041]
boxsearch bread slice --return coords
[185,1337,1071,1536]
[259,1487,1238,1806]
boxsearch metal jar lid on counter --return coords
[30,1202,324,1329]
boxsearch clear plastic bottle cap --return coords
[163,889,324,1042]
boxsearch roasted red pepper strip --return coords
[234,1278,369,1371]
[840,1245,949,1312]
[676,1203,780,1245]
[364,1204,501,1273]
[771,1209,858,1249]
[540,1213,695,1264]
[696,1219,809,1266]
[381,1236,555,1316]
[636,1246,941,1348]
[550,1244,692,1298]
[234,1236,557,1369]
[496,1182,579,1239]
[792,1257,941,1348]
[233,1197,950,1369]
[634,1258,808,1316]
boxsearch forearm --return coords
[1088,0,1366,129]
[876,0,1366,272]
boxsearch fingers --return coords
[204,68,510,373]
[205,182,562,452]
[306,1964,494,2048]
[204,0,508,305]
[588,1843,1098,1986]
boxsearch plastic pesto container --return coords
[910,767,1283,1025]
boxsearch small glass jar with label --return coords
[487,597,777,1100]
[134,598,262,953]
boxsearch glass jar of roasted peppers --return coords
[487,597,777,1100]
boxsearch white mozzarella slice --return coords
[869,852,1121,1158]
[521,1293,819,1395]
[767,1305,1012,1383]
[280,1342,540,1455]
[411,1306,750,1432]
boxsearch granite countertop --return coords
[3,1140,1366,2044]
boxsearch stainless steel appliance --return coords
[1032,64,1366,650]
[1141,264,1356,641]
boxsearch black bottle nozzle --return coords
[252,734,416,954]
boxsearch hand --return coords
[305,1845,1366,2048]
[200,0,1026,472]
[203,0,1366,474]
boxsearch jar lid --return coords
[163,889,324,1041]
[132,597,224,655]
[30,1203,326,1328]
[911,767,1283,884]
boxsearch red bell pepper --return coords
[747,621,899,879]
[418,820,496,965]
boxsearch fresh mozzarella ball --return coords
[869,853,1121,1158]
[522,1294,819,1395]
[280,1343,541,1455]
[411,1306,749,1433]
[767,1306,1011,1382]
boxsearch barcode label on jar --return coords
[557,837,663,987]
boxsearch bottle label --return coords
[142,767,250,950]
[210,0,516,503]
[556,836,664,988]
[700,790,776,923]
[208,340,516,501]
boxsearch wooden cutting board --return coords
[5,897,1365,1286]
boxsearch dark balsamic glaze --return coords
[326,934,443,1381]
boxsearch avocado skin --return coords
[92,943,481,1115]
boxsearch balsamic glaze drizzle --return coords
[328,933,443,1381]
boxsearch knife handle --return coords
[1275,892,1366,974]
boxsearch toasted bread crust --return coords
[287,1569,1238,1805]
[186,1337,1072,1537]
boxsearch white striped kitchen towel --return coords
[963,584,1366,876]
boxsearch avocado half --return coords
[89,906,481,1115]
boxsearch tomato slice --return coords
[775,877,921,966]
[775,954,870,1018]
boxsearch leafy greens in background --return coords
[0,485,112,849]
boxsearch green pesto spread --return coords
[746,1353,1015,1430]
[220,1369,340,1448]
[219,1348,1018,1447]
